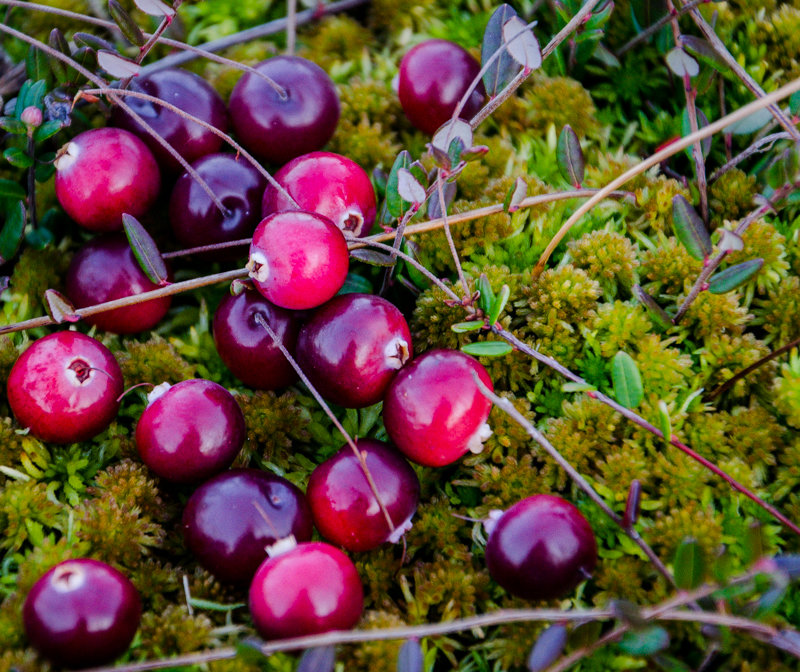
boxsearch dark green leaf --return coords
[350,248,397,267]
[503,176,527,213]
[632,0,668,32]
[0,180,26,200]
[26,47,51,85]
[235,638,268,663]
[651,653,692,672]
[681,107,711,160]
[386,151,412,218]
[18,80,47,115]
[109,0,147,46]
[33,120,64,143]
[3,148,33,169]
[123,213,169,285]
[73,32,116,51]
[26,226,54,249]
[707,258,763,294]
[672,195,711,260]
[765,143,800,188]
[337,272,373,295]
[297,646,335,672]
[632,285,672,329]
[557,125,584,187]
[569,620,602,649]
[47,29,71,83]
[674,538,704,590]
[0,201,26,264]
[477,273,495,314]
[488,284,510,326]
[0,117,27,134]
[44,289,81,323]
[397,639,424,672]
[681,35,730,75]
[34,161,56,183]
[481,4,522,96]
[618,626,669,657]
[527,624,567,671]
[461,341,513,357]
[612,351,643,409]
[791,91,800,115]
[187,597,245,611]
[451,321,484,333]
[400,239,430,290]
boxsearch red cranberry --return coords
[54,127,160,232]
[169,153,267,250]
[182,468,313,584]
[111,67,229,173]
[296,293,412,408]
[485,495,597,601]
[7,332,123,444]
[398,39,486,136]
[65,233,171,334]
[249,541,363,639]
[229,56,339,165]
[382,349,493,467]
[23,558,141,668]
[247,211,349,310]
[135,379,246,483]
[262,152,377,237]
[212,289,300,390]
[307,439,420,552]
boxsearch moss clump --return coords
[116,336,196,386]
[346,610,407,672]
[700,333,773,402]
[726,218,789,293]
[330,115,402,175]
[138,604,214,657]
[8,246,68,308]
[367,0,442,34]
[649,502,724,570]
[709,169,758,226]
[680,289,750,342]
[585,301,655,359]
[633,175,692,235]
[640,236,703,296]
[517,264,601,328]
[568,228,639,299]
[300,15,373,66]
[772,357,800,429]
[403,556,490,623]
[0,481,65,552]
[234,390,310,465]
[753,5,800,82]
[753,275,800,345]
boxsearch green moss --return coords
[234,390,310,466]
[585,300,655,359]
[346,610,407,672]
[726,218,789,293]
[0,480,65,552]
[680,289,750,342]
[568,228,639,299]
[649,502,724,571]
[772,355,800,429]
[753,275,800,345]
[299,15,373,66]
[116,336,196,387]
[640,236,703,296]
[753,6,800,82]
[137,604,214,657]
[700,333,773,403]
[709,169,758,227]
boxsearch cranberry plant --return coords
[1,0,800,670]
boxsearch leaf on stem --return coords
[0,201,26,264]
[632,285,672,329]
[502,16,541,71]
[462,341,513,357]
[97,50,142,79]
[477,273,495,314]
[122,213,169,285]
[431,119,473,154]
[396,168,426,206]
[527,623,567,671]
[451,321,484,333]
[481,4,522,96]
[681,36,730,75]
[707,258,763,294]
[556,125,584,187]
[717,229,744,254]
[73,32,116,51]
[26,47,51,84]
[3,148,33,169]
[673,537,704,590]
[503,176,527,213]
[109,0,147,47]
[612,351,643,409]
[0,180,26,200]
[297,646,335,672]
[672,195,711,260]
[44,289,81,323]
[350,249,397,267]
[133,0,176,17]
[665,47,699,78]
[657,399,671,443]
[397,639,424,672]
[487,284,510,326]
[386,151,412,218]
[427,180,456,220]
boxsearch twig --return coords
[709,132,792,183]
[616,0,706,57]
[286,0,297,56]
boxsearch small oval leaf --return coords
[350,248,397,267]
[109,0,147,46]
[632,285,673,329]
[0,201,26,264]
[461,341,513,357]
[432,118,473,153]
[657,399,671,443]
[723,107,772,136]
[527,624,567,672]
[482,4,522,96]
[44,289,81,323]
[0,180,26,200]
[666,47,699,78]
[97,50,142,79]
[502,16,542,71]
[397,639,424,672]
[681,35,730,75]
[612,351,643,409]
[451,321,484,333]
[297,646,335,672]
[338,272,373,295]
[386,150,412,218]
[672,194,711,260]
[122,213,169,285]
[556,125,584,187]
[426,180,456,220]
[504,176,527,213]
[717,229,744,254]
[488,284,510,326]
[674,537,704,590]
[708,258,763,294]
[397,168,426,205]
[477,273,495,314]
[133,0,176,17]
[3,148,33,169]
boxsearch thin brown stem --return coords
[616,0,706,56]
[436,169,470,298]
[709,132,792,183]
[285,0,297,56]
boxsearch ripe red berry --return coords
[65,233,171,334]
[296,293,412,408]
[23,558,141,668]
[54,127,160,232]
[382,349,493,467]
[485,495,597,601]
[247,211,350,310]
[229,56,340,165]
[249,541,363,640]
[135,379,246,483]
[7,331,123,444]
[398,39,486,136]
[262,152,377,237]
[307,439,420,551]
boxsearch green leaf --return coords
[123,213,169,285]
[503,176,527,213]
[612,351,643,409]
[17,80,47,116]
[26,47,51,85]
[0,180,26,200]
[400,239,429,290]
[34,161,56,183]
[487,284,510,326]
[632,284,672,329]
[34,120,64,143]
[723,108,772,136]
[681,107,710,159]
[26,226,54,249]
[188,597,245,612]
[461,341,513,357]
[477,273,495,314]
[657,399,671,443]
[673,538,704,589]
[707,258,763,294]
[349,248,397,267]
[0,117,27,135]
[672,195,711,260]
[337,272,373,295]
[556,124,584,187]
[617,626,669,657]
[0,201,26,264]
[561,381,597,393]
[451,321,484,333]
[681,35,730,75]
[386,151,412,219]
[3,147,33,169]
[481,4,522,96]
[48,29,72,83]
[109,0,147,46]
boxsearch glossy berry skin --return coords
[182,469,313,584]
[54,127,160,231]
[296,293,412,408]
[262,152,377,237]
[135,379,246,483]
[247,211,349,310]
[307,439,420,551]
[398,39,486,136]
[7,332,123,444]
[485,495,597,601]
[212,289,300,390]
[229,56,340,165]
[65,233,171,334]
[382,349,493,467]
[169,153,267,250]
[111,67,229,173]
[249,541,363,640]
[23,558,141,668]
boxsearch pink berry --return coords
[398,39,486,136]
[7,332,123,444]
[262,152,377,237]
[135,379,246,483]
[485,495,597,601]
[249,541,363,639]
[307,439,420,551]
[382,349,493,467]
[247,211,349,310]
[296,293,412,408]
[54,127,160,232]
[23,558,141,668]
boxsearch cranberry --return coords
[23,558,141,668]
[229,56,340,165]
[7,332,123,444]
[54,127,160,232]
[249,541,363,640]
[485,495,597,601]
[169,153,267,250]
[182,468,313,584]
[307,439,420,551]
[397,39,486,136]
[212,289,301,390]
[261,152,377,237]
[65,233,171,334]
[111,67,229,173]
[247,211,349,311]
[296,293,412,408]
[135,379,246,483]
[382,349,493,467]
